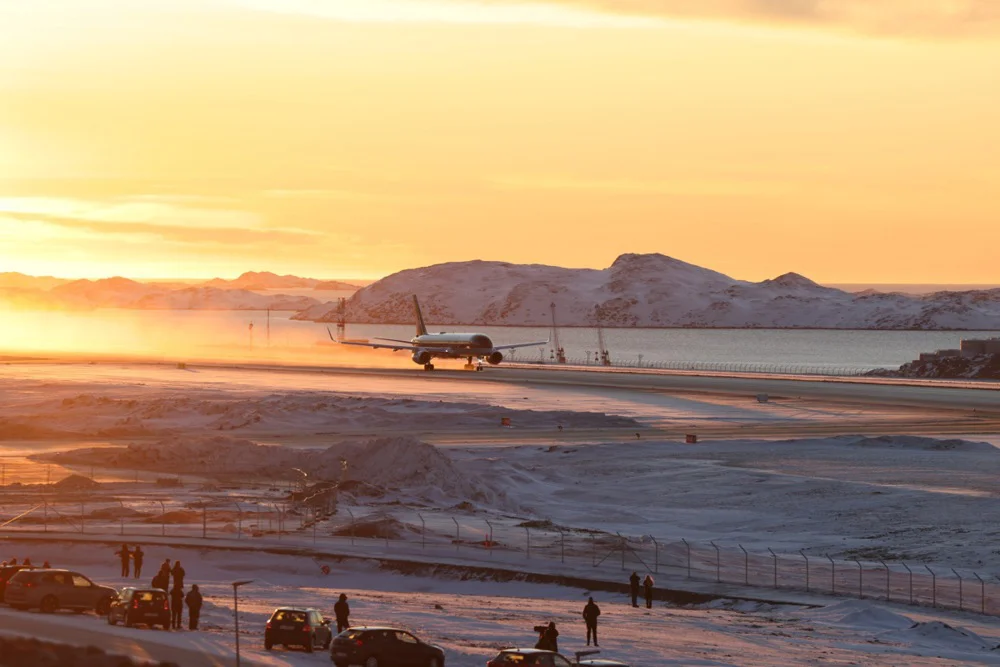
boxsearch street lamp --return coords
[232,579,254,667]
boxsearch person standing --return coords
[629,571,640,608]
[171,561,186,590]
[117,544,131,578]
[643,574,655,609]
[185,585,203,630]
[542,622,559,653]
[583,597,601,647]
[170,585,184,630]
[334,593,350,633]
[133,546,144,579]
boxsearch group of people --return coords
[115,544,145,578]
[1,557,51,568]
[116,545,203,631]
[629,571,655,609]
[536,573,655,653]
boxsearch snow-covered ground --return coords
[6,541,1000,667]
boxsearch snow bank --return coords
[881,621,998,652]
[851,435,997,453]
[807,600,914,631]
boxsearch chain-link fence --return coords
[515,357,878,377]
[3,491,998,616]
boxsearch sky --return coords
[1,0,998,282]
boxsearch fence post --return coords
[901,561,913,603]
[617,533,626,571]
[234,502,242,540]
[312,508,317,546]
[650,537,659,574]
[347,508,356,546]
[118,500,125,536]
[952,569,963,611]
[768,548,778,589]
[681,539,691,579]
[925,565,937,607]
[826,554,835,594]
[974,572,985,614]
[202,503,207,539]
[880,560,890,601]
[526,526,531,560]
[419,513,426,550]
[43,501,47,533]
[560,530,566,564]
[800,551,810,592]
[80,502,85,534]
[591,534,597,567]
[158,501,165,537]
[739,545,749,585]
[710,541,720,583]
[853,559,863,599]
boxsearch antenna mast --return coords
[335,297,347,342]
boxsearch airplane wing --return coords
[493,340,550,351]
[374,337,416,344]
[328,327,419,352]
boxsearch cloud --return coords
[485,0,1000,36]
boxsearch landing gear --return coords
[464,356,476,371]
[423,363,435,371]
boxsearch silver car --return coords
[3,568,115,615]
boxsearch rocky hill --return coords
[1,277,319,311]
[294,253,1000,330]
[869,354,1000,380]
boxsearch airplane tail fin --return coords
[412,295,428,337]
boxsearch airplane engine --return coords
[487,351,504,365]
[412,351,432,365]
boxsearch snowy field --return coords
[2,361,1000,665]
[6,541,1000,667]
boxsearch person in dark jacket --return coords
[334,593,350,632]
[542,622,559,653]
[133,546,144,579]
[171,561,185,589]
[170,585,184,629]
[643,574,655,609]
[185,585,203,630]
[117,544,131,577]
[583,597,601,646]
[629,571,640,607]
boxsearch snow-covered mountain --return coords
[203,271,358,291]
[294,254,1000,330]
[5,277,320,311]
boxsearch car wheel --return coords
[429,658,441,667]
[323,636,332,650]
[306,640,314,654]
[95,597,112,616]
[125,615,134,628]
[40,595,58,614]
[365,657,379,667]
[264,640,273,651]
[108,614,117,626]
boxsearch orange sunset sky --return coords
[1,0,998,283]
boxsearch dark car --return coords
[107,587,170,629]
[487,649,630,667]
[0,565,31,602]
[330,626,445,667]
[265,607,333,653]
[3,569,115,614]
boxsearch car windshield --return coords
[272,610,307,623]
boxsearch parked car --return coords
[107,587,170,629]
[265,607,333,653]
[3,569,115,615]
[0,565,31,601]
[487,649,630,667]
[330,626,445,667]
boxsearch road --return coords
[0,607,255,667]
[188,360,1000,413]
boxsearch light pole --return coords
[232,579,253,667]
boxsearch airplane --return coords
[329,295,548,370]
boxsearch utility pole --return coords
[549,302,566,363]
